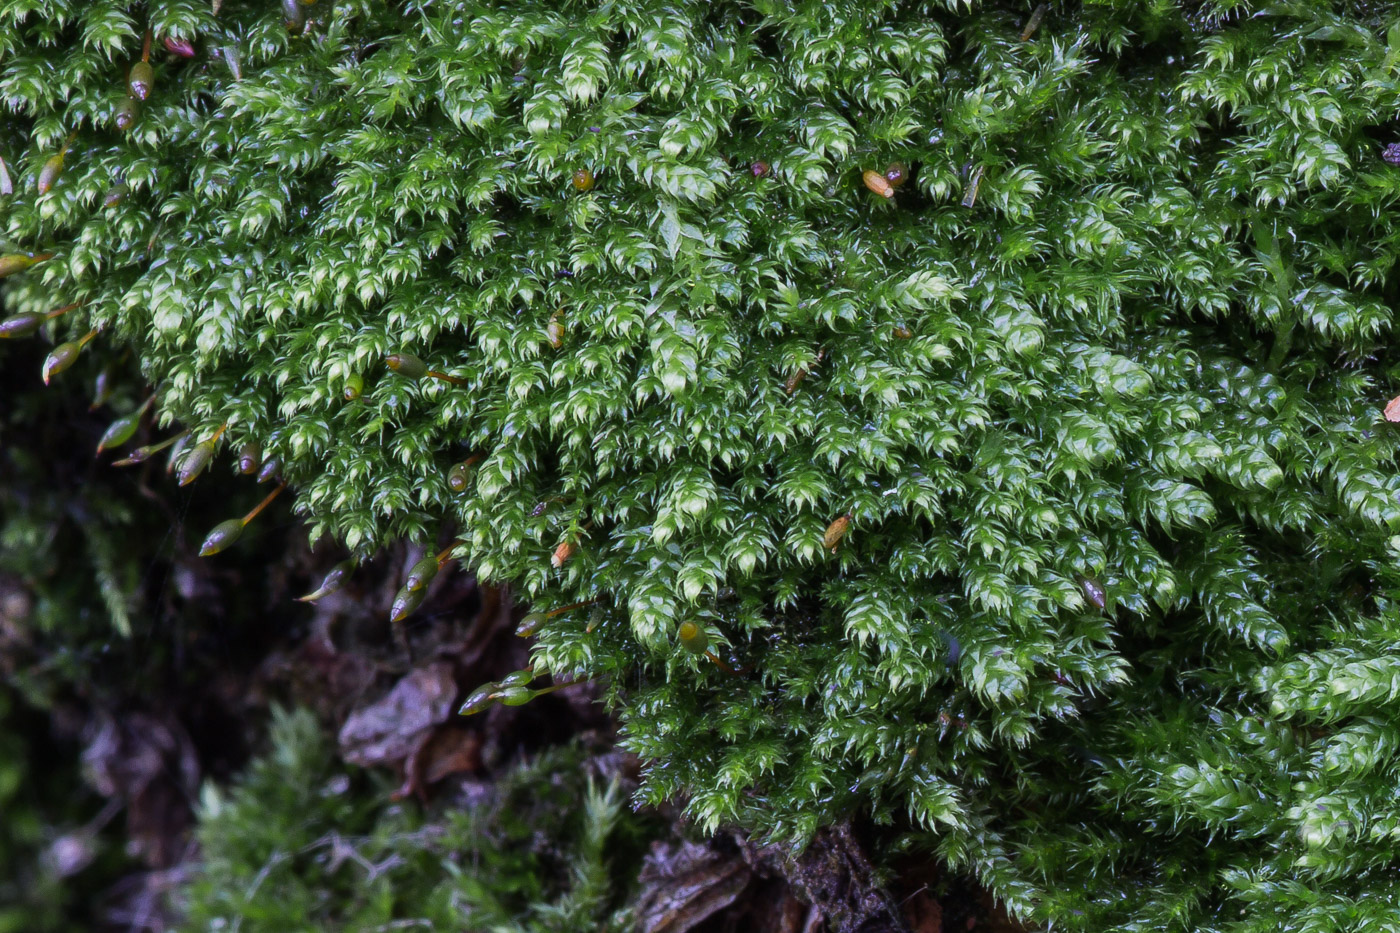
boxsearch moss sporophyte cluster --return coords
[6,0,1400,928]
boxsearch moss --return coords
[179,707,646,932]
[5,1,1400,927]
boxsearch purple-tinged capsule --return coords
[458,684,498,716]
[296,560,354,602]
[390,584,427,624]
[1079,575,1107,610]
[199,519,244,556]
[404,554,439,592]
[238,442,261,475]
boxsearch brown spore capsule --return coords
[862,170,894,199]
[823,512,852,550]
[750,160,770,178]
[884,162,909,187]
[551,539,575,568]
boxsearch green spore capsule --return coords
[165,432,191,474]
[97,415,140,453]
[112,431,184,466]
[571,168,595,191]
[202,482,283,557]
[492,685,535,706]
[199,518,244,556]
[404,553,439,592]
[177,440,216,486]
[36,134,75,196]
[498,668,536,689]
[343,372,363,400]
[37,153,64,195]
[390,584,427,623]
[256,457,280,484]
[386,352,428,379]
[127,61,154,100]
[677,621,710,655]
[447,461,472,492]
[0,312,43,339]
[104,182,129,207]
[238,442,261,475]
[283,0,305,29]
[516,612,545,638]
[0,155,11,196]
[458,683,498,716]
[42,341,84,384]
[96,400,151,453]
[0,253,53,278]
[90,368,115,409]
[114,96,139,131]
[296,560,354,602]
